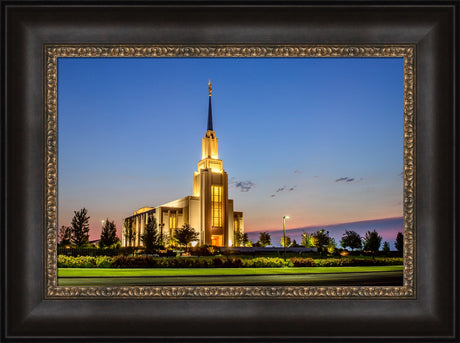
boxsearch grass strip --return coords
[59,265,403,277]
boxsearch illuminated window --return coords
[211,185,222,228]
[169,214,177,229]
[234,218,239,234]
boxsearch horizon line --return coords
[246,216,403,233]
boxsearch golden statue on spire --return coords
[208,79,212,96]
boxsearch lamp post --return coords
[283,215,290,261]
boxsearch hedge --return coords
[58,255,113,268]
[313,257,403,267]
[57,255,403,268]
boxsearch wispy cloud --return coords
[335,177,363,183]
[270,185,296,198]
[294,170,302,174]
[231,180,256,192]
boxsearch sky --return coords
[57,57,404,242]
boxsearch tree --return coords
[239,233,250,247]
[257,232,271,247]
[235,231,249,247]
[173,224,199,250]
[123,218,137,247]
[291,239,300,247]
[70,208,90,247]
[58,225,72,247]
[99,219,119,248]
[363,229,382,257]
[280,235,291,247]
[141,215,161,253]
[310,229,331,252]
[301,232,313,248]
[382,241,390,253]
[340,230,362,251]
[326,238,337,255]
[395,232,404,255]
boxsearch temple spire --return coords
[207,80,213,131]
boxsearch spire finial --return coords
[207,80,213,131]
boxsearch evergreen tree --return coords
[99,219,119,248]
[395,232,404,255]
[382,241,390,253]
[70,208,90,247]
[58,225,72,247]
[141,215,161,253]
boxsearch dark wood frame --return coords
[1,1,457,341]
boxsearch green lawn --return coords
[58,265,403,277]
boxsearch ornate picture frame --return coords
[2,2,456,341]
[46,45,415,299]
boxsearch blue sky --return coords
[58,57,404,240]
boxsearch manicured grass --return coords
[58,265,403,277]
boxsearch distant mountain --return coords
[246,217,403,250]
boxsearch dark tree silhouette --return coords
[99,219,119,248]
[363,229,382,257]
[141,215,161,253]
[382,241,390,253]
[340,230,362,251]
[311,229,331,253]
[70,208,90,247]
[395,232,404,255]
[58,225,72,247]
[257,232,271,247]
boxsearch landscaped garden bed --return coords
[57,254,403,268]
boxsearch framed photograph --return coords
[2,1,457,341]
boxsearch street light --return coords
[283,215,290,261]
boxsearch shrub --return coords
[211,257,244,268]
[112,255,158,268]
[96,256,113,268]
[290,257,315,267]
[312,257,403,267]
[242,257,291,268]
[57,255,114,268]
[191,245,219,256]
[212,257,225,267]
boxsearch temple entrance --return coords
[211,235,223,247]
